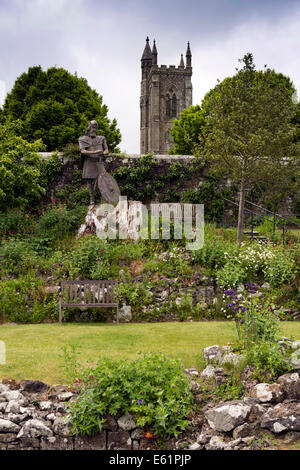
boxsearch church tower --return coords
[140,38,193,154]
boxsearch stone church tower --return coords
[140,37,193,154]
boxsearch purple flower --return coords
[224,289,236,296]
[138,399,143,404]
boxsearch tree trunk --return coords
[237,178,246,245]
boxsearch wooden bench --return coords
[59,280,119,325]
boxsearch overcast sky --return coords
[0,0,300,153]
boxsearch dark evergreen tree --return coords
[2,66,121,151]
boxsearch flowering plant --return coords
[222,288,292,379]
[68,352,193,439]
[216,240,298,289]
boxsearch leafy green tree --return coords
[199,53,299,244]
[0,120,45,210]
[169,105,206,155]
[2,66,121,151]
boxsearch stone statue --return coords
[79,121,120,205]
[78,120,109,205]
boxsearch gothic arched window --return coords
[171,93,177,118]
[166,94,171,118]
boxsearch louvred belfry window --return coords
[172,93,177,117]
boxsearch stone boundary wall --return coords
[38,152,297,218]
[41,151,206,214]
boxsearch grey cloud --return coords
[0,0,300,152]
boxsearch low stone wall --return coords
[1,339,300,451]
[0,380,159,450]
[189,342,300,450]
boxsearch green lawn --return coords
[0,321,300,385]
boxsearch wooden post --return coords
[116,281,119,325]
[59,293,63,325]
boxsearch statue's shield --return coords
[98,171,120,205]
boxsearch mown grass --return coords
[278,439,300,451]
[0,321,300,385]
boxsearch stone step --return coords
[250,236,268,241]
[243,231,259,236]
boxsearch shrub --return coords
[236,299,281,346]
[173,293,193,321]
[68,237,149,280]
[237,243,274,280]
[263,250,296,287]
[35,205,87,242]
[192,224,238,269]
[90,260,111,280]
[246,340,292,382]
[183,178,237,223]
[0,120,45,210]
[0,274,55,323]
[68,236,108,278]
[68,352,193,439]
[39,152,62,188]
[216,263,246,288]
[0,239,35,276]
[215,375,245,400]
[68,186,90,207]
[32,295,58,323]
[225,295,293,381]
[215,240,298,289]
[118,281,151,308]
[152,247,191,277]
[0,209,33,239]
